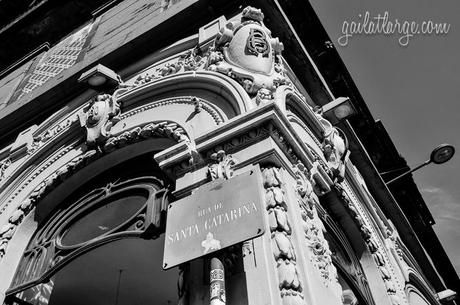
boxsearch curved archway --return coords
[5,153,176,301]
[406,273,439,305]
[117,70,252,118]
[14,237,179,305]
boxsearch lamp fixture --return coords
[385,144,455,185]
[436,289,457,302]
[78,64,120,90]
[321,97,356,125]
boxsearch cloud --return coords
[421,186,460,275]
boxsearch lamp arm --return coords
[386,160,431,185]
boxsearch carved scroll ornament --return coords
[207,150,237,181]
[78,93,121,146]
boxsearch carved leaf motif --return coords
[389,294,401,305]
[379,266,391,280]
[272,233,281,259]
[9,210,24,224]
[384,279,396,292]
[360,225,372,239]
[309,237,325,255]
[272,187,286,207]
[372,251,385,266]
[274,207,291,233]
[367,238,378,253]
[0,224,15,239]
[263,168,281,187]
[265,189,276,209]
[281,292,304,305]
[0,223,14,235]
[277,259,297,288]
[273,231,294,260]
[20,199,33,211]
[268,210,278,232]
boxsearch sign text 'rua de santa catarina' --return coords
[163,167,265,269]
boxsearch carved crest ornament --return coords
[78,93,121,146]
[208,6,287,103]
[129,6,288,107]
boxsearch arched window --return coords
[321,216,375,305]
[4,157,179,305]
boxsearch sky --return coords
[309,0,460,275]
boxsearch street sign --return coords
[163,167,265,269]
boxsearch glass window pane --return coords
[61,191,148,246]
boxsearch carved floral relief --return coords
[263,167,305,305]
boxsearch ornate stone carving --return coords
[313,110,348,182]
[293,162,341,294]
[206,6,288,102]
[335,183,404,305]
[207,150,237,180]
[0,158,11,182]
[103,121,188,152]
[29,117,78,156]
[133,49,207,86]
[119,6,291,109]
[118,96,224,126]
[0,121,189,261]
[78,93,121,147]
[262,167,305,305]
[0,195,35,258]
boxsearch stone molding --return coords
[117,96,225,127]
[293,162,340,293]
[335,182,407,305]
[0,120,187,260]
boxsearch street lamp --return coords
[321,97,356,125]
[78,64,121,91]
[385,144,455,185]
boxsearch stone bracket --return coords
[9,125,37,162]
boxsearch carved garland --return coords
[29,116,79,157]
[118,96,225,126]
[0,145,76,217]
[293,162,339,291]
[263,167,304,305]
[131,48,207,87]
[335,183,405,305]
[0,121,188,260]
